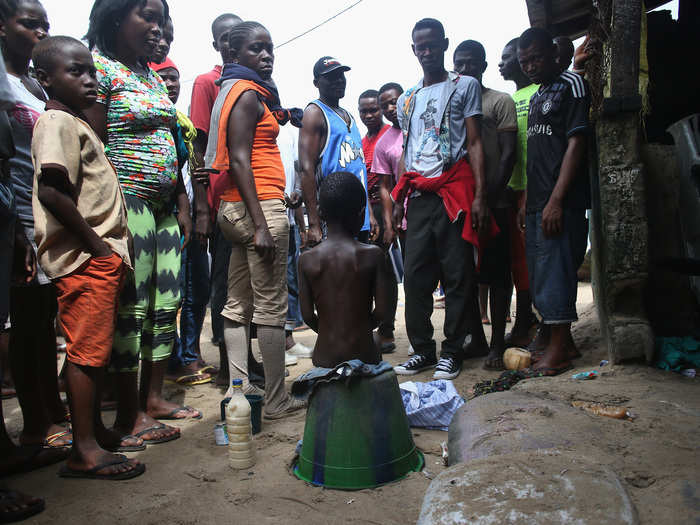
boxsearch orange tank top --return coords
[212,80,285,202]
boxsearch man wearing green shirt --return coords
[498,37,538,348]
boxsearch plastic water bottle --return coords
[226,379,255,469]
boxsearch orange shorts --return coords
[54,253,125,368]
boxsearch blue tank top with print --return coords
[311,99,370,232]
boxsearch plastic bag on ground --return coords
[399,380,465,431]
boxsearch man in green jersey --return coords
[498,37,538,349]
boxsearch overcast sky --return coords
[40,0,678,133]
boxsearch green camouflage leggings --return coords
[111,195,181,372]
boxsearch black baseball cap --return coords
[313,56,351,79]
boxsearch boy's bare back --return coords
[299,236,387,368]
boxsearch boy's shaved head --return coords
[32,35,87,73]
[211,13,241,40]
[319,172,367,234]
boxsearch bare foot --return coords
[0,487,44,521]
[63,450,143,479]
[483,348,505,370]
[147,399,202,420]
[115,411,180,443]
[96,426,144,451]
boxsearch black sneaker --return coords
[394,354,437,375]
[433,357,461,380]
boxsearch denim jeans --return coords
[209,221,232,343]
[170,237,211,371]
[525,208,588,324]
[286,224,303,331]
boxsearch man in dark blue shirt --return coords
[517,27,590,375]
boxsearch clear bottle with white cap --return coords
[226,379,255,469]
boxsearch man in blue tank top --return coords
[299,56,372,245]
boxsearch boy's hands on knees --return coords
[541,197,563,237]
[254,224,276,264]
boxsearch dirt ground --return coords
[4,284,699,524]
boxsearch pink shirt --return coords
[371,126,406,229]
[371,126,403,183]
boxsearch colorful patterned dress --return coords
[94,51,181,371]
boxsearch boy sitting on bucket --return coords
[298,171,388,368]
[293,175,424,487]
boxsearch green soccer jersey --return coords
[508,83,539,191]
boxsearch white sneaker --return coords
[285,352,298,366]
[286,342,313,358]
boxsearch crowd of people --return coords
[0,0,593,520]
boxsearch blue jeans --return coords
[170,237,211,371]
[526,208,588,324]
[209,221,232,343]
[286,224,303,330]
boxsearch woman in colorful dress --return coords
[85,0,198,447]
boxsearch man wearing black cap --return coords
[299,57,372,245]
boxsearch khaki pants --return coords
[217,199,289,328]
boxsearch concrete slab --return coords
[448,391,599,465]
[418,451,639,525]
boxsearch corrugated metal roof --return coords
[525,0,674,38]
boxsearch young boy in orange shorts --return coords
[31,36,143,480]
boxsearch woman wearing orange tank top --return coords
[213,21,305,419]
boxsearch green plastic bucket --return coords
[293,369,423,490]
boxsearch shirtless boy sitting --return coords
[298,172,388,368]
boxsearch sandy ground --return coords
[3,283,699,524]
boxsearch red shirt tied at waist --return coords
[391,158,499,268]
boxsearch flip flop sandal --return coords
[133,425,180,445]
[157,405,203,420]
[198,365,219,375]
[0,489,45,522]
[58,455,146,481]
[35,430,72,450]
[105,435,146,453]
[165,373,212,386]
